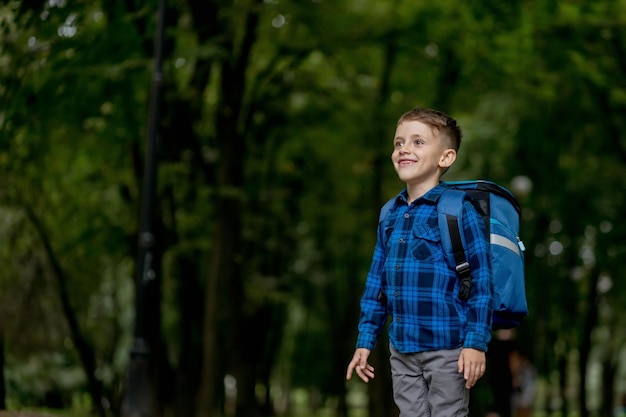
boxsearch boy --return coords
[346,108,493,417]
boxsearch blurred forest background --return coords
[1,0,626,417]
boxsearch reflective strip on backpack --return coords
[491,233,521,255]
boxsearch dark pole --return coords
[121,0,165,416]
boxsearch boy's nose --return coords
[398,147,410,154]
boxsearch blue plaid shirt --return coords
[356,183,493,353]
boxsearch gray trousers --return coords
[390,345,470,417]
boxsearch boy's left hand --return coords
[457,348,486,389]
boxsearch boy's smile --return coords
[391,120,455,198]
[397,158,418,167]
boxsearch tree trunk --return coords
[368,342,397,417]
[486,336,514,417]
[0,324,5,410]
[172,252,204,417]
[25,208,106,417]
[196,2,262,416]
[196,194,237,416]
[578,269,600,417]
[327,249,363,417]
[558,352,568,417]
[600,356,617,417]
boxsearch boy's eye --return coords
[394,141,403,148]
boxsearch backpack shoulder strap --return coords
[379,197,397,224]
[437,189,472,301]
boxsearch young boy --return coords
[346,108,493,417]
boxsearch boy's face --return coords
[391,120,456,190]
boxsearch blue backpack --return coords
[379,180,528,329]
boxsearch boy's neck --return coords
[405,179,440,204]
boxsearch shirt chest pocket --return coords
[411,224,444,262]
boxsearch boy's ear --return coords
[439,148,457,169]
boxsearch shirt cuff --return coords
[356,333,377,351]
[463,331,491,352]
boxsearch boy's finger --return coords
[464,366,480,388]
[355,366,368,383]
[468,366,485,388]
[356,365,375,383]
[346,359,358,380]
[457,356,464,374]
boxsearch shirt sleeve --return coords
[355,224,389,350]
[460,199,493,351]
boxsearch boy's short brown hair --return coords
[397,108,462,152]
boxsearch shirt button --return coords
[396,316,401,322]
[404,213,409,218]
[394,264,400,270]
[394,291,399,297]
[399,238,404,244]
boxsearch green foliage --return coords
[2,0,626,416]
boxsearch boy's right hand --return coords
[346,348,375,383]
